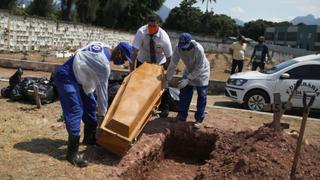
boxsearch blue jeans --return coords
[54,57,97,136]
[178,85,208,123]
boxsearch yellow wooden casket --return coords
[96,63,165,156]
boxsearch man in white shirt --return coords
[165,33,210,129]
[54,42,111,167]
[131,15,173,117]
[229,35,247,74]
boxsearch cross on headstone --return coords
[61,50,67,58]
[264,79,303,131]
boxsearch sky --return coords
[164,0,320,22]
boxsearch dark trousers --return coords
[178,85,208,123]
[230,59,244,75]
[136,60,170,111]
[251,61,265,71]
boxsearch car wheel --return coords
[244,90,269,111]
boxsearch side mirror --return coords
[280,73,290,79]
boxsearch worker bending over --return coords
[54,42,111,167]
[165,33,210,129]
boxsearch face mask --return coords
[258,40,263,43]
[148,25,158,35]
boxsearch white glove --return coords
[177,78,189,89]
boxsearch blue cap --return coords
[178,32,192,49]
[114,42,133,65]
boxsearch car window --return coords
[310,65,320,80]
[285,65,320,79]
[262,60,297,74]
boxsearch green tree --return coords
[214,14,238,37]
[241,19,273,40]
[164,0,203,33]
[241,20,292,40]
[274,21,292,26]
[200,0,216,12]
[28,0,56,18]
[115,0,165,30]
[61,0,74,21]
[95,0,129,28]
[76,0,100,23]
[0,0,16,11]
[164,0,237,37]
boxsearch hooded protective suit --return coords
[54,42,111,135]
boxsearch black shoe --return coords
[82,123,97,145]
[159,109,169,118]
[67,134,88,168]
[171,114,186,122]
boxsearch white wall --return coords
[0,11,314,63]
[0,11,134,51]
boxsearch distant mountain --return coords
[156,5,171,21]
[234,18,245,26]
[290,14,320,25]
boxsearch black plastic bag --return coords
[1,68,57,104]
[159,87,180,112]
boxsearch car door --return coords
[275,64,320,108]
[307,65,320,109]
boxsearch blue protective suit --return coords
[54,42,111,135]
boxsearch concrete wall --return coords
[0,11,224,53]
[1,10,314,61]
[0,11,134,52]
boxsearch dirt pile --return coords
[119,122,320,180]
[197,127,320,179]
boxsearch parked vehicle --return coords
[225,54,320,111]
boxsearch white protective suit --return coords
[166,40,210,87]
[72,42,111,116]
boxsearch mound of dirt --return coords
[197,127,320,179]
[118,121,320,179]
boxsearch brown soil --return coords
[118,121,320,180]
[0,52,67,64]
[142,123,218,180]
[0,52,242,81]
[197,127,320,179]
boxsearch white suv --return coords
[225,54,320,111]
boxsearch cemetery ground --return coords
[1,77,320,179]
[0,51,256,82]
[1,52,320,179]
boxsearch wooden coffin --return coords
[97,63,164,156]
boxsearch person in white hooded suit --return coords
[54,42,111,167]
[165,33,210,129]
